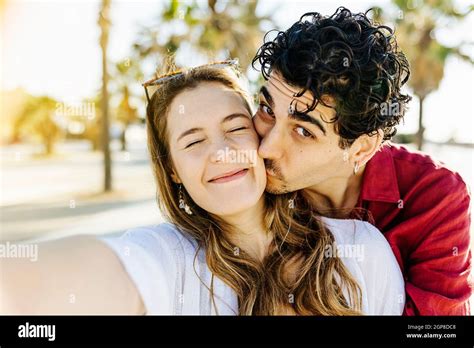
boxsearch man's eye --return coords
[259,103,274,116]
[185,140,203,149]
[295,126,314,139]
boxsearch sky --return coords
[1,0,473,142]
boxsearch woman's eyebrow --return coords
[177,127,203,142]
[221,113,251,123]
[177,113,249,142]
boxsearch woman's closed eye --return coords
[228,126,248,133]
[184,139,204,149]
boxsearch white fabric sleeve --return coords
[96,225,179,315]
[355,221,406,315]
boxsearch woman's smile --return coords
[207,168,249,184]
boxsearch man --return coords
[252,7,471,315]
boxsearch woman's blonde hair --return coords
[145,65,362,315]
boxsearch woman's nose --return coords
[209,138,238,164]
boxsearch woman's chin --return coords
[201,190,264,217]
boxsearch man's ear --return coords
[350,129,384,167]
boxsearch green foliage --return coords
[13,95,62,155]
[376,0,473,149]
[133,0,274,76]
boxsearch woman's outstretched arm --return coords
[0,235,145,314]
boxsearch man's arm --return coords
[401,171,472,315]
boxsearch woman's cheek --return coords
[234,133,260,151]
[173,152,201,184]
[184,153,204,172]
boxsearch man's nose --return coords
[258,125,284,161]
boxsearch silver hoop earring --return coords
[343,149,349,162]
[288,99,297,115]
[178,184,193,215]
[353,162,360,175]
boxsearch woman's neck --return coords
[219,196,272,262]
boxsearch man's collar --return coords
[359,143,400,203]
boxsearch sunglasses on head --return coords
[142,59,240,103]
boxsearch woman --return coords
[1,63,404,315]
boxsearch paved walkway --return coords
[1,139,163,242]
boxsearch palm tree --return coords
[116,87,139,151]
[13,95,62,155]
[193,0,273,70]
[98,0,112,191]
[376,1,473,150]
[133,0,274,76]
[77,94,102,151]
[113,59,142,151]
[132,0,188,73]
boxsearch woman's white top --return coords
[98,217,405,315]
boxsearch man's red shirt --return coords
[355,143,472,315]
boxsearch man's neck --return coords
[302,165,366,216]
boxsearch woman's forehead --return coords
[167,83,250,135]
[172,82,244,110]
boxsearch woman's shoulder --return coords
[117,222,199,254]
[320,216,391,251]
[122,222,193,242]
[320,216,405,315]
[97,223,203,314]
[319,216,399,272]
[99,222,200,263]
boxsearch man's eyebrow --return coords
[260,84,326,135]
[290,111,327,135]
[177,127,203,142]
[258,86,274,108]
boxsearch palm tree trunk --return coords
[120,127,127,152]
[99,0,112,192]
[416,96,425,151]
[45,138,54,155]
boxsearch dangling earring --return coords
[178,184,193,215]
[353,161,360,175]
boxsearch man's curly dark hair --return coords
[252,7,412,148]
